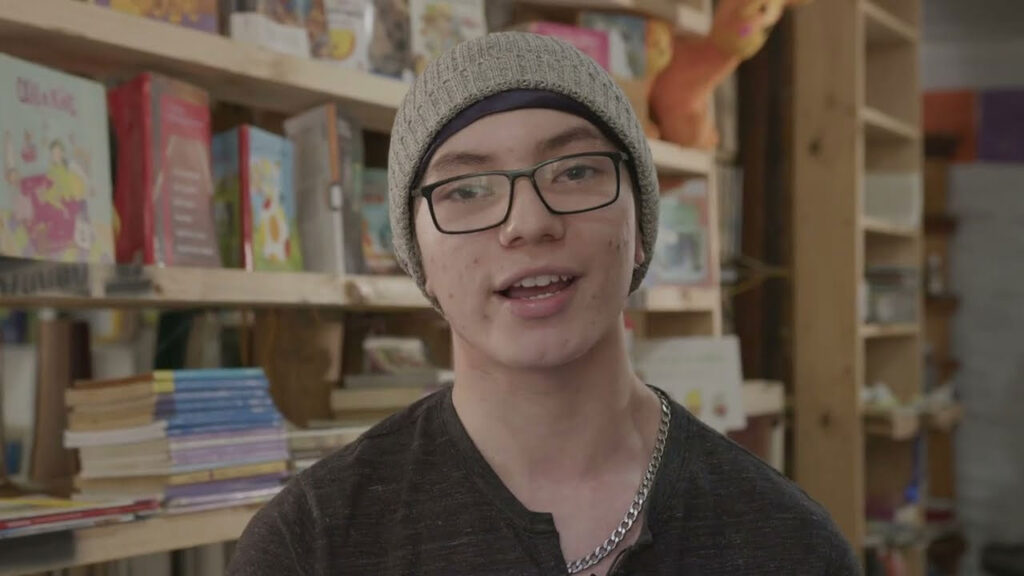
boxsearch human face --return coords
[414,108,644,370]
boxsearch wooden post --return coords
[792,0,866,550]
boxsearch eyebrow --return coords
[537,124,609,155]
[426,151,495,178]
[424,122,611,182]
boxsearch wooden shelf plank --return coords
[0,0,408,133]
[863,1,918,46]
[648,139,713,176]
[0,262,721,313]
[861,323,920,339]
[0,505,259,576]
[861,107,921,142]
[525,0,711,35]
[628,284,719,313]
[863,406,920,440]
[0,262,430,310]
[862,216,919,238]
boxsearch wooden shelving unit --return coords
[0,0,725,571]
[793,0,924,568]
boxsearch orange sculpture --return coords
[650,0,815,150]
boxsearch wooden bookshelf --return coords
[0,505,259,576]
[863,1,918,45]
[861,107,920,142]
[794,0,923,564]
[0,0,407,133]
[0,0,711,178]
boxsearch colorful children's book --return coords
[284,104,365,274]
[646,178,713,287]
[92,0,219,33]
[213,125,303,271]
[410,0,487,76]
[108,73,221,268]
[368,0,415,80]
[516,22,611,72]
[0,53,115,263]
[360,168,398,274]
[321,0,373,70]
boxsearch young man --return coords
[228,32,859,575]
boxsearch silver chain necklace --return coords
[565,389,671,574]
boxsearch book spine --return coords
[167,406,282,428]
[162,388,271,402]
[167,377,270,392]
[240,125,254,271]
[166,419,282,437]
[0,500,157,531]
[164,472,287,500]
[169,425,285,448]
[157,396,274,415]
[172,442,288,467]
[155,368,266,381]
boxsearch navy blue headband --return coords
[411,89,624,188]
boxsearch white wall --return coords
[923,2,1024,575]
[922,0,1024,90]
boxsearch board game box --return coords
[212,125,303,272]
[0,53,115,264]
[108,73,221,268]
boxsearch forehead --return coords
[423,109,616,179]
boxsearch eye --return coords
[435,182,493,202]
[556,164,599,183]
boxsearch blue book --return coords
[156,396,275,416]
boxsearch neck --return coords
[450,318,659,486]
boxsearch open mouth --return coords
[497,274,578,300]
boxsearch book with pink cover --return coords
[0,53,115,263]
[518,22,610,71]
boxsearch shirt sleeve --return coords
[227,477,319,576]
[826,532,862,576]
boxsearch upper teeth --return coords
[513,274,572,288]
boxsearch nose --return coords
[497,174,565,248]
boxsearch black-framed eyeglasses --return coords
[415,151,630,234]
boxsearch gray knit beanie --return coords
[388,31,659,306]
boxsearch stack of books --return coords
[0,496,159,540]
[63,368,290,514]
[286,425,371,473]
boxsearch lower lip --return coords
[501,279,578,319]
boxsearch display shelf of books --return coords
[0,505,259,576]
[793,0,925,569]
[0,0,712,178]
